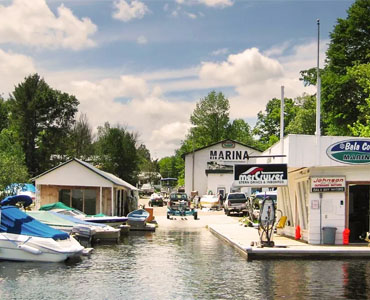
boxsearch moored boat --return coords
[127,209,150,230]
[40,202,128,229]
[0,195,84,262]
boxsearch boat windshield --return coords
[170,193,188,201]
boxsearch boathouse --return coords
[33,158,138,216]
[183,139,262,197]
[256,134,370,245]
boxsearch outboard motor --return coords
[258,197,276,247]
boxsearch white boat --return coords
[40,202,128,229]
[0,195,84,262]
[50,211,121,243]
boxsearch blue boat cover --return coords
[50,211,106,227]
[0,206,69,240]
[1,195,33,207]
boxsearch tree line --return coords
[0,73,151,192]
[158,0,370,186]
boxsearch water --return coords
[1,228,370,300]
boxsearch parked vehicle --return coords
[255,191,277,206]
[140,184,155,195]
[224,192,248,216]
[199,194,219,209]
[148,193,164,207]
[167,192,197,220]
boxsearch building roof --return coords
[33,158,138,190]
[182,139,262,158]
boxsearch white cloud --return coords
[176,0,233,8]
[199,48,283,86]
[113,0,149,22]
[199,0,233,8]
[137,35,148,44]
[0,0,97,50]
[186,12,197,19]
[211,48,229,56]
[0,49,36,97]
[65,75,194,157]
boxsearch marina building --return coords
[183,139,262,197]
[256,134,370,245]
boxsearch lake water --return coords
[1,228,370,300]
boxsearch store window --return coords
[59,189,97,215]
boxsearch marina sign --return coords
[327,139,370,164]
[234,164,287,187]
[311,176,345,192]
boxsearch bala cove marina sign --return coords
[327,139,370,164]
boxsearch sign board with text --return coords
[234,164,287,187]
[311,176,346,192]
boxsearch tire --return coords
[193,212,198,220]
[167,213,170,219]
[226,210,231,216]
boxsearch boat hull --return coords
[0,233,84,263]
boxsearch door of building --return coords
[348,185,370,243]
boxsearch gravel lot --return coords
[139,196,240,229]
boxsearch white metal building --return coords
[184,140,262,197]
[257,134,370,245]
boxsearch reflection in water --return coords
[1,228,370,299]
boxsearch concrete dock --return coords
[141,198,370,259]
[208,223,370,259]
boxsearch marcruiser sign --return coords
[234,164,288,187]
[327,139,370,164]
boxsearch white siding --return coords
[184,142,261,196]
[35,161,113,188]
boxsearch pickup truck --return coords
[224,192,248,216]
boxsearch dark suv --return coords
[224,192,248,216]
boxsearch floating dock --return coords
[208,223,370,260]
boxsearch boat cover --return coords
[40,202,108,218]
[1,195,33,208]
[0,206,69,240]
[39,202,74,211]
[26,211,76,228]
[50,211,106,227]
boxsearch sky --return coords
[0,0,355,159]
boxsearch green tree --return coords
[190,91,230,146]
[8,74,79,176]
[253,97,297,148]
[158,156,178,179]
[67,113,95,160]
[0,129,29,194]
[347,63,370,136]
[95,122,139,184]
[286,94,317,135]
[300,0,370,135]
[226,119,256,146]
[0,97,9,132]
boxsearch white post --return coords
[316,19,321,138]
[316,19,321,165]
[99,186,103,214]
[111,187,114,216]
[280,86,285,163]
